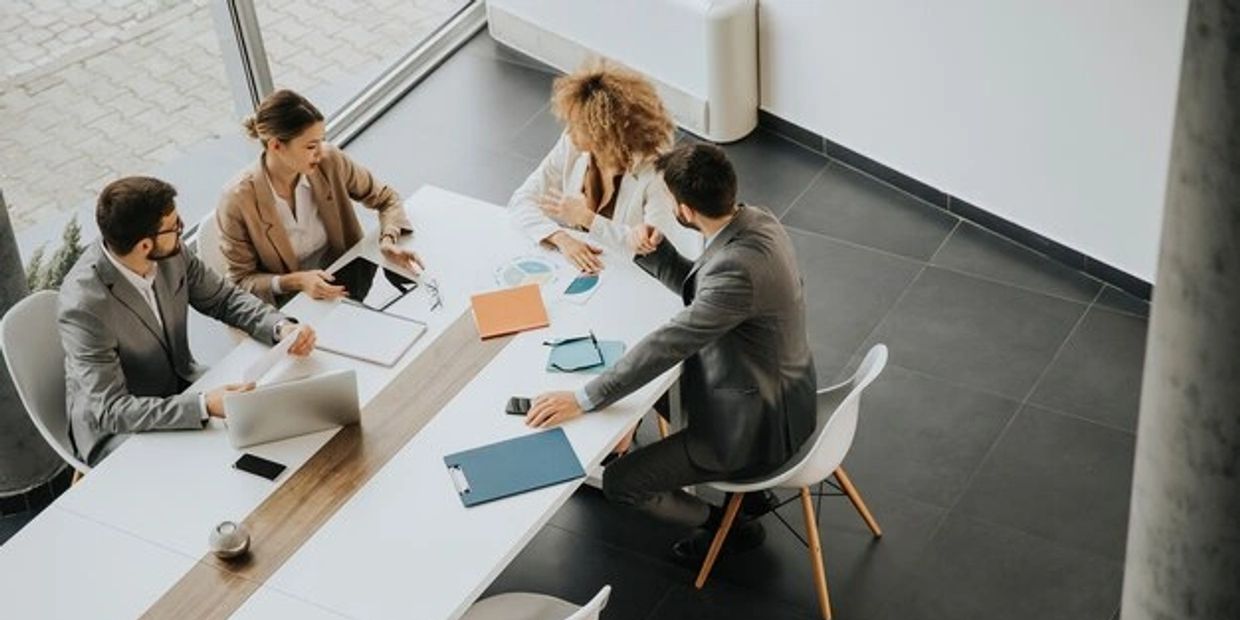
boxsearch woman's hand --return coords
[549,231,604,274]
[539,188,593,229]
[379,236,424,275]
[283,270,346,300]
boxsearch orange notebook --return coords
[470,283,550,339]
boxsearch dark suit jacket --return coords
[58,243,285,465]
[584,206,817,473]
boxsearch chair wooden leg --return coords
[71,469,83,485]
[834,467,882,537]
[800,487,833,620]
[656,415,669,440]
[694,492,744,589]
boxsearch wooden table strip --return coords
[143,314,509,619]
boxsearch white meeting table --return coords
[0,186,685,619]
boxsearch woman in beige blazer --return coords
[509,61,702,274]
[216,89,420,304]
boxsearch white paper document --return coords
[315,301,427,366]
[243,326,301,384]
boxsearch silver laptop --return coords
[224,369,360,449]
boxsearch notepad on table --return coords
[316,302,427,366]
[469,283,549,339]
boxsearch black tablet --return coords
[331,255,417,311]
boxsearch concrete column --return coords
[0,190,62,496]
[1121,2,1240,619]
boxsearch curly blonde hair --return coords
[551,60,675,171]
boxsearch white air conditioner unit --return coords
[486,0,758,143]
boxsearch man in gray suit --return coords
[59,176,316,465]
[527,144,817,557]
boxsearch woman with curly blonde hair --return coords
[509,61,702,272]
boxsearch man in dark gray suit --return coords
[527,144,817,557]
[59,176,316,465]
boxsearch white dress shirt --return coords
[102,241,163,331]
[269,173,328,294]
[509,132,703,260]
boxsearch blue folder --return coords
[545,338,626,374]
[444,427,585,507]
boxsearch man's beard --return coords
[148,241,182,260]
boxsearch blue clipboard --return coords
[545,336,625,374]
[444,427,585,507]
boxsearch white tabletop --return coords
[0,506,196,619]
[262,246,681,619]
[0,186,685,619]
[52,187,518,559]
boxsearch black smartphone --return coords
[505,396,532,416]
[233,453,286,481]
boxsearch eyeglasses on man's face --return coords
[151,215,184,239]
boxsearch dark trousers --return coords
[601,431,728,528]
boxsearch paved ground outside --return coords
[0,0,462,235]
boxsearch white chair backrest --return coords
[0,290,87,472]
[191,212,228,275]
[564,585,611,620]
[780,344,887,489]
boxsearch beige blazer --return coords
[216,144,413,303]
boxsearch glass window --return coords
[253,0,471,116]
[0,1,233,235]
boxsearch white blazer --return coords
[509,132,703,260]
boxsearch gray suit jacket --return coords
[58,243,285,465]
[585,206,817,473]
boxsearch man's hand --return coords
[629,224,663,256]
[278,323,316,357]
[525,391,585,428]
[539,188,593,229]
[549,231,604,274]
[205,382,256,418]
[286,270,346,300]
[380,237,425,275]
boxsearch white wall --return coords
[758,0,1187,281]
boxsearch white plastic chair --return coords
[187,213,247,366]
[1,290,91,479]
[461,585,611,620]
[190,211,229,275]
[695,345,889,620]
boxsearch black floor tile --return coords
[861,267,1088,400]
[0,511,35,546]
[427,146,541,207]
[843,364,1021,508]
[0,491,27,516]
[648,582,818,620]
[932,221,1102,303]
[483,522,681,620]
[550,485,691,565]
[349,45,551,184]
[874,514,1122,620]
[462,31,559,75]
[725,485,946,620]
[24,483,54,513]
[1096,284,1150,317]
[953,406,1135,561]
[505,104,562,163]
[685,128,828,218]
[1029,307,1148,432]
[782,163,958,261]
[787,228,922,382]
